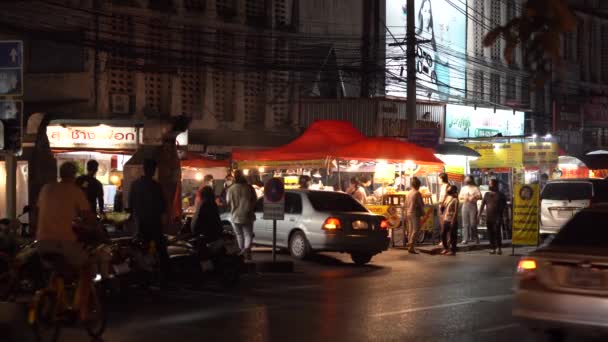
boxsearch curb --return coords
[417,242,514,255]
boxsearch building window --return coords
[602,24,608,84]
[273,0,289,29]
[217,0,237,20]
[490,0,501,61]
[246,0,267,27]
[213,31,236,122]
[181,71,203,119]
[490,73,500,104]
[184,0,205,12]
[506,75,516,102]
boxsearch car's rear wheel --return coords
[350,253,372,266]
[289,231,310,260]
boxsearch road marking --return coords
[252,284,321,293]
[371,294,513,318]
[476,323,519,334]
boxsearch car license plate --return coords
[352,220,369,230]
[557,210,573,219]
[113,262,130,275]
[568,268,604,288]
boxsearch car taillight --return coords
[517,259,537,277]
[379,219,389,230]
[323,217,341,230]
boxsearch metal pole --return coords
[6,153,16,219]
[406,0,417,138]
[272,219,277,263]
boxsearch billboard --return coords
[445,104,525,139]
[385,0,467,101]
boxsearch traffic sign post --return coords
[264,178,285,263]
[0,41,23,220]
[0,41,23,97]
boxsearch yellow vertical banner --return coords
[512,184,540,246]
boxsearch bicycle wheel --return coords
[84,284,107,339]
[31,290,61,342]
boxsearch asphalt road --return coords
[8,247,601,341]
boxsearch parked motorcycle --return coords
[168,229,243,288]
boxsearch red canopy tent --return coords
[232,120,365,162]
[331,138,444,165]
[181,152,229,168]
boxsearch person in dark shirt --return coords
[478,179,507,255]
[128,159,169,289]
[76,160,105,216]
[191,186,223,243]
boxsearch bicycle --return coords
[27,250,106,342]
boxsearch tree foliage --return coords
[483,0,576,86]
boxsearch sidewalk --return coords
[415,240,514,255]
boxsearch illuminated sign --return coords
[47,125,138,149]
[467,143,523,168]
[446,104,525,139]
[386,0,467,101]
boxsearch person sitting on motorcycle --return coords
[191,186,223,245]
[36,162,97,321]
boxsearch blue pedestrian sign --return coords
[0,41,23,96]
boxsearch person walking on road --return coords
[459,176,481,245]
[478,179,507,255]
[227,170,257,260]
[76,160,105,217]
[128,159,170,290]
[406,177,425,254]
[441,185,459,256]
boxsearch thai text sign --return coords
[47,125,138,149]
[466,143,523,168]
[512,184,540,246]
[523,142,558,166]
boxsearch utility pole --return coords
[406,0,417,137]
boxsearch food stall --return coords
[232,121,445,247]
[180,155,230,216]
[46,124,140,213]
[330,137,444,246]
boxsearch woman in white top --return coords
[458,176,482,244]
[347,177,367,204]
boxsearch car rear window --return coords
[541,182,593,201]
[550,211,608,248]
[306,192,368,212]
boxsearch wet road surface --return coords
[16,248,601,341]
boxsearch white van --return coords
[539,178,608,235]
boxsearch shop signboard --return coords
[466,143,523,169]
[408,128,440,148]
[512,184,540,246]
[47,125,138,149]
[385,0,467,101]
[445,105,525,139]
[523,142,559,166]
